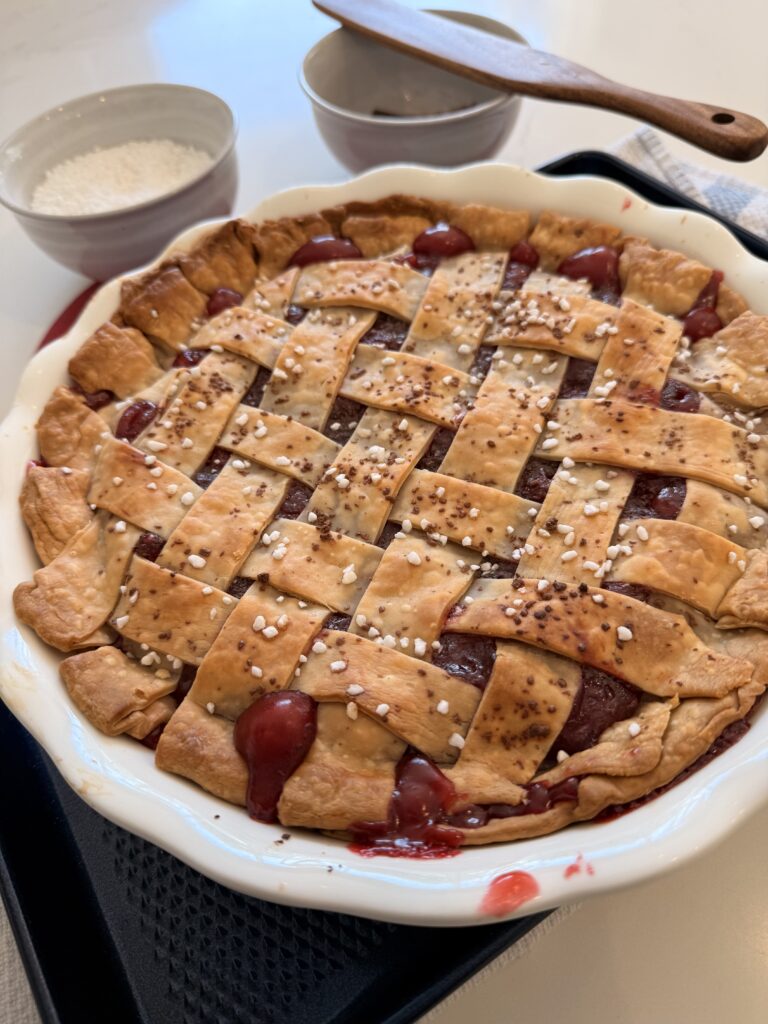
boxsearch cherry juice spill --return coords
[349,749,463,858]
[479,871,540,917]
[234,691,317,823]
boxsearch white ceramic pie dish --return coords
[1,162,768,927]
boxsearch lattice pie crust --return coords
[14,195,768,849]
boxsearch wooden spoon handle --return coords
[313,0,768,162]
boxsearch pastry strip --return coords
[136,351,256,474]
[339,344,473,428]
[485,290,613,360]
[447,643,579,796]
[390,468,536,559]
[260,306,376,429]
[516,464,634,584]
[244,268,300,318]
[155,699,248,805]
[60,646,176,739]
[189,307,290,367]
[240,518,383,614]
[402,251,506,369]
[14,513,138,652]
[439,347,567,490]
[588,299,681,401]
[218,405,339,486]
[295,630,481,762]
[306,408,435,542]
[677,478,768,547]
[21,465,92,565]
[157,462,290,588]
[446,576,754,698]
[278,704,403,830]
[189,584,329,718]
[716,550,768,630]
[609,518,746,616]
[111,557,235,665]
[68,322,163,399]
[674,311,768,408]
[538,399,768,507]
[118,264,207,351]
[534,698,674,785]
[294,260,428,320]
[350,534,473,654]
[36,387,108,471]
[88,436,203,537]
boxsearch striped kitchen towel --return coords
[611,127,768,239]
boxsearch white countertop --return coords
[2,2,768,1022]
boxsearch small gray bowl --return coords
[0,84,238,280]
[300,10,526,172]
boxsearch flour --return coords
[31,139,213,215]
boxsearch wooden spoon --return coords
[313,0,768,162]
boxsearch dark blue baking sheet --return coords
[2,151,766,1024]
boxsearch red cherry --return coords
[682,306,722,342]
[558,245,621,293]
[660,377,701,413]
[206,287,243,317]
[412,223,475,259]
[173,348,207,368]
[508,240,539,268]
[288,236,363,267]
[115,399,158,442]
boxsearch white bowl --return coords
[300,10,525,172]
[0,84,237,279]
[2,163,768,927]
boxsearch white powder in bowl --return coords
[31,139,214,216]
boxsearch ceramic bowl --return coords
[300,10,525,171]
[0,84,237,279]
[2,162,768,927]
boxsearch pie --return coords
[13,195,768,854]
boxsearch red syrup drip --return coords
[288,235,363,267]
[398,223,476,272]
[115,399,158,442]
[349,749,463,858]
[558,245,621,303]
[502,240,540,290]
[234,691,317,823]
[206,287,243,317]
[480,871,540,917]
[682,270,724,341]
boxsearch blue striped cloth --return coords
[611,128,768,239]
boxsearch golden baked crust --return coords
[68,322,163,398]
[20,465,92,564]
[14,194,767,850]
